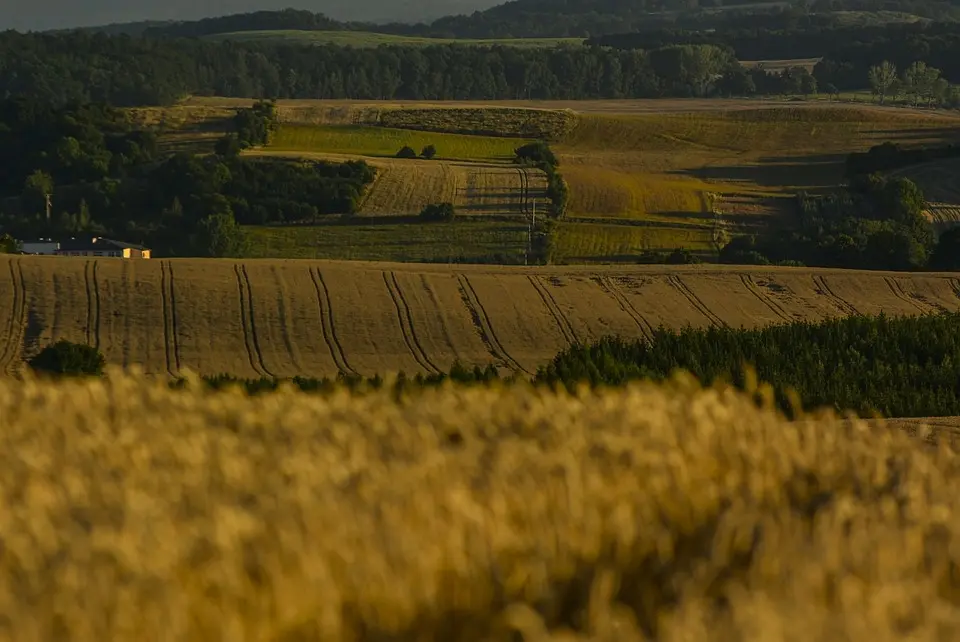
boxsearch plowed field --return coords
[4,255,960,378]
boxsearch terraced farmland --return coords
[4,255,960,379]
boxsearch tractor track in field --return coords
[383,271,442,375]
[812,274,860,316]
[517,167,529,215]
[668,275,726,328]
[160,261,182,377]
[597,276,655,342]
[457,274,529,376]
[739,274,793,324]
[0,259,26,375]
[309,267,357,377]
[234,264,273,378]
[883,276,934,315]
[272,266,305,374]
[83,260,102,350]
[528,275,579,345]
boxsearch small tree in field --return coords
[29,340,105,377]
[397,146,417,159]
[420,202,455,222]
[420,144,437,159]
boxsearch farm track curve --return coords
[234,264,273,378]
[309,267,357,377]
[528,276,579,345]
[812,275,861,316]
[739,274,793,324]
[668,275,726,328]
[383,271,442,375]
[0,259,26,375]
[883,276,934,315]
[456,273,529,376]
[597,276,655,341]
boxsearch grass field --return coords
[4,255,960,379]
[5,371,960,640]
[269,124,525,161]
[203,29,584,48]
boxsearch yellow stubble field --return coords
[4,255,960,379]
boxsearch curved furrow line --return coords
[233,264,267,378]
[739,274,792,324]
[239,264,274,378]
[166,262,182,372]
[528,275,579,346]
[667,275,726,328]
[812,274,860,316]
[597,277,654,342]
[91,261,101,351]
[309,267,357,377]
[0,259,26,375]
[457,274,530,376]
[883,276,934,315]
[383,271,442,375]
[159,261,175,378]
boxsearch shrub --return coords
[28,340,105,377]
[420,144,437,159]
[514,141,558,168]
[419,202,456,222]
[396,146,418,159]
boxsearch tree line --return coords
[0,99,376,257]
[0,30,806,106]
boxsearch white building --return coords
[19,239,60,255]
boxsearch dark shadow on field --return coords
[864,127,960,142]
[22,308,44,361]
[671,153,848,188]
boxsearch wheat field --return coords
[3,254,960,378]
[1,369,960,641]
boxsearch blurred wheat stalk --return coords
[0,367,958,642]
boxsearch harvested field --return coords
[8,372,960,641]
[203,29,582,48]
[7,255,960,378]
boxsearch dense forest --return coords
[81,311,960,419]
[0,99,375,257]
[4,28,957,106]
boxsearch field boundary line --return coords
[84,261,94,347]
[234,264,270,378]
[739,274,792,324]
[383,271,442,375]
[812,275,860,316]
[159,261,176,378]
[457,274,530,376]
[309,267,357,377]
[528,276,579,345]
[883,276,932,315]
[0,259,26,375]
[597,277,654,342]
[667,275,727,328]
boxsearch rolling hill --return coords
[3,254,960,379]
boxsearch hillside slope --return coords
[2,255,960,379]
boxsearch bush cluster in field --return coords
[2,370,960,641]
[379,107,576,141]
